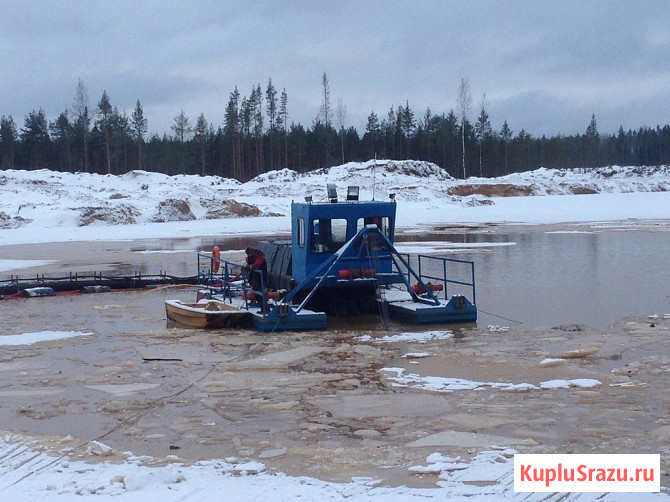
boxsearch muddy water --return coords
[3,221,667,329]
[1,290,669,488]
[462,228,670,329]
[394,222,670,329]
[1,222,670,489]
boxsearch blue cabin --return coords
[290,197,396,283]
[257,186,399,316]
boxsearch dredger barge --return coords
[181,184,477,331]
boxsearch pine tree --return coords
[279,88,288,169]
[585,113,599,138]
[400,100,415,157]
[239,96,253,178]
[584,113,599,167]
[337,99,347,164]
[251,83,264,175]
[194,113,209,176]
[474,94,492,176]
[615,125,630,165]
[131,100,148,171]
[364,110,380,158]
[0,115,17,169]
[420,108,434,163]
[224,87,241,179]
[319,72,332,128]
[516,129,533,171]
[72,79,90,172]
[315,73,334,167]
[443,110,460,174]
[384,105,397,158]
[172,109,192,174]
[97,90,114,174]
[111,109,131,174]
[500,120,513,175]
[49,111,73,171]
[20,109,50,170]
[265,78,277,171]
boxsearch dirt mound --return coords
[381,160,453,180]
[448,183,536,197]
[560,183,598,195]
[78,205,140,226]
[203,199,264,218]
[150,199,196,222]
[449,183,602,197]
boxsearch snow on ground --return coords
[1,161,669,247]
[0,330,94,346]
[356,330,454,344]
[0,432,664,501]
[1,161,670,500]
[393,240,516,254]
[0,259,57,273]
[0,436,578,501]
[380,367,601,392]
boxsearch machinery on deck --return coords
[195,184,477,331]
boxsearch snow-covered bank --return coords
[0,436,516,501]
[9,434,656,502]
[1,161,669,246]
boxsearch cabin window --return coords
[311,218,348,253]
[297,217,305,247]
[356,216,391,238]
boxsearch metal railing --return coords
[197,239,476,314]
[196,251,269,312]
[418,254,476,305]
[398,253,476,305]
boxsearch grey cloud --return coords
[2,1,670,138]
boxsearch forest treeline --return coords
[2,76,670,181]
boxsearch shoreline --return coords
[1,190,670,248]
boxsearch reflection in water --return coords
[456,231,670,329]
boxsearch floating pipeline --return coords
[0,273,199,299]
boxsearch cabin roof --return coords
[291,199,396,218]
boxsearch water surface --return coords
[2,227,667,330]
[450,230,670,329]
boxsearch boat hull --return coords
[165,299,250,329]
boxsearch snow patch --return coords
[356,330,453,344]
[0,331,95,346]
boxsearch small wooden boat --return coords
[164,299,250,329]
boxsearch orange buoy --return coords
[337,268,355,280]
[411,282,444,294]
[411,283,424,294]
[360,268,375,278]
[211,245,221,273]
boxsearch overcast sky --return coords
[2,1,670,140]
